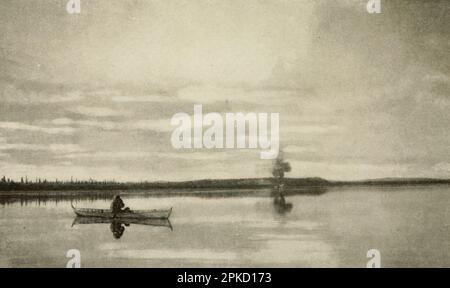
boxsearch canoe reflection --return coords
[72,217,173,239]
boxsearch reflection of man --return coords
[110,222,125,239]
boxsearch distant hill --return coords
[331,178,450,186]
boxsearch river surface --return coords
[0,185,449,267]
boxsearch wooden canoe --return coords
[71,216,173,230]
[71,204,172,219]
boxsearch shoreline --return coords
[0,180,449,195]
[1,177,450,192]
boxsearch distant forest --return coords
[0,176,449,192]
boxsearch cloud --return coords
[72,106,126,117]
[0,143,49,151]
[0,135,10,158]
[58,151,154,160]
[164,151,243,161]
[46,91,83,103]
[51,117,171,132]
[51,118,73,125]
[432,162,450,173]
[290,160,412,181]
[423,72,450,84]
[57,150,240,162]
[282,124,344,135]
[87,88,178,103]
[47,144,85,153]
[131,119,173,132]
[1,83,83,104]
[0,143,85,153]
[176,85,302,105]
[0,122,75,134]
[111,94,177,103]
[52,118,116,130]
[0,161,128,182]
[283,145,317,154]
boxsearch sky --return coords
[0,0,449,181]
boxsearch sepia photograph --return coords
[0,0,449,270]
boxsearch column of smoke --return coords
[272,153,291,186]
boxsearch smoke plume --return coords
[272,152,291,181]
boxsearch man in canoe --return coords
[111,195,131,218]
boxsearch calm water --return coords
[0,185,449,268]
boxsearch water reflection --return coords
[0,187,328,206]
[72,217,173,239]
[273,195,293,214]
[271,184,293,215]
[110,222,127,239]
[0,193,120,206]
